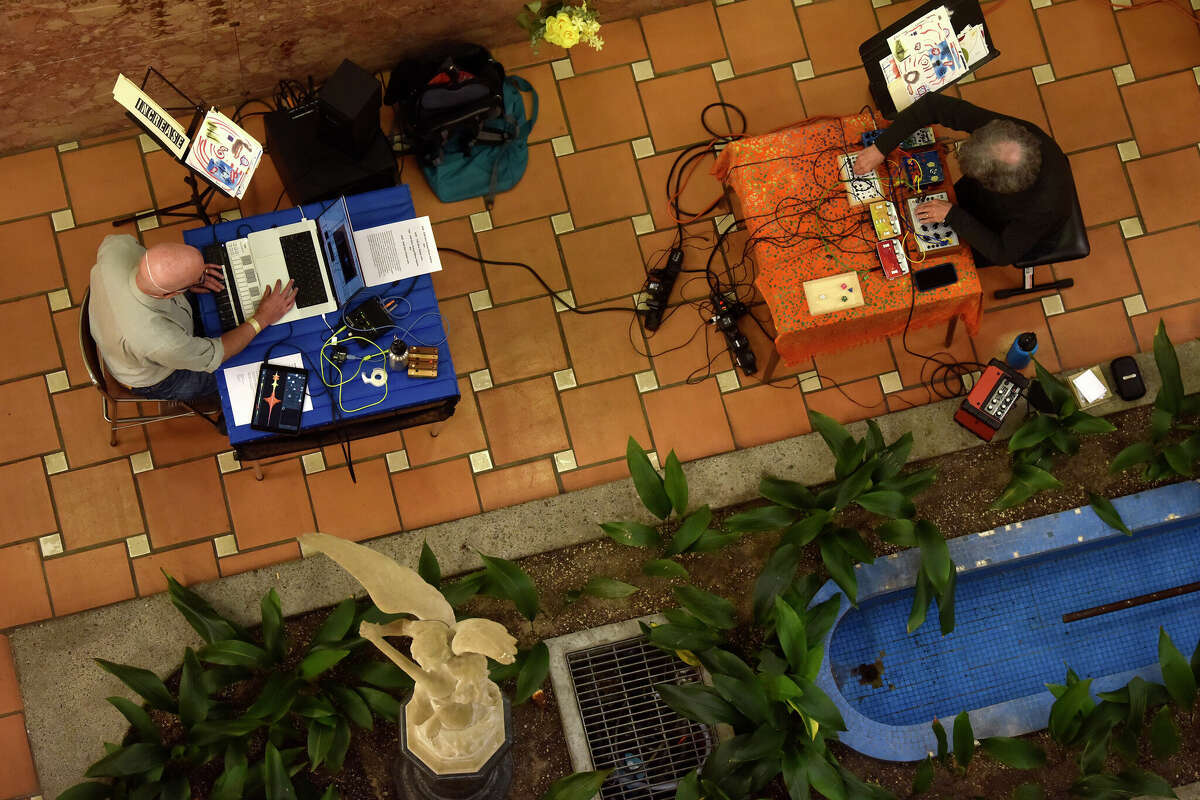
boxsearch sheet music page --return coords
[223,354,314,427]
[352,216,443,286]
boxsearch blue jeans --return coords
[132,369,218,404]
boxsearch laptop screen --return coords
[315,197,364,306]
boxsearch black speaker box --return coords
[318,59,383,158]
[264,109,396,206]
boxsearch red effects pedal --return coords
[954,359,1031,441]
[876,238,910,280]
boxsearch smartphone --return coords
[250,363,308,434]
[912,262,958,292]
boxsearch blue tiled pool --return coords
[811,481,1200,761]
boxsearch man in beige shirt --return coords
[88,236,297,404]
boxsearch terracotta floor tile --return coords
[491,40,568,71]
[647,301,732,385]
[559,143,647,228]
[1068,147,1136,227]
[403,378,486,465]
[143,149,237,215]
[796,68,875,119]
[886,385,941,412]
[970,0,1047,79]
[0,459,57,547]
[439,295,486,374]
[979,264,1060,311]
[0,377,60,463]
[60,140,152,225]
[237,153,288,219]
[489,143,568,227]
[431,218,485,300]
[559,67,649,151]
[797,0,879,75]
[477,377,569,465]
[1047,301,1137,370]
[224,458,315,551]
[561,377,652,465]
[970,300,1061,371]
[515,63,569,144]
[308,459,400,542]
[1040,71,1132,153]
[140,223,188,249]
[722,382,811,448]
[58,222,117,305]
[718,0,807,74]
[560,459,631,491]
[803,375,887,424]
[1127,149,1200,232]
[812,337,897,384]
[741,307,815,386]
[477,218,568,304]
[643,380,734,462]
[958,70,1050,133]
[0,543,51,628]
[874,0,923,27]
[51,459,143,550]
[640,2,727,73]
[138,458,230,548]
[1056,225,1140,310]
[1116,2,1200,79]
[560,307,651,385]
[1127,225,1200,311]
[719,68,808,136]
[391,457,480,530]
[1122,72,1200,157]
[560,220,649,305]
[132,541,219,596]
[639,69,723,152]
[0,713,39,798]
[0,295,59,381]
[400,157,485,224]
[218,540,302,578]
[637,225,722,307]
[476,459,560,512]
[323,431,404,467]
[44,541,135,616]
[636,148,725,232]
[53,386,147,468]
[0,147,66,221]
[1131,303,1200,350]
[0,635,21,715]
[477,296,567,384]
[569,18,649,74]
[145,413,229,467]
[888,319,978,387]
[0,217,64,301]
[1036,0,1126,79]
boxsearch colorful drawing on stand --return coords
[880,5,968,112]
[183,109,263,199]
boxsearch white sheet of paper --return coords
[1072,370,1109,404]
[352,216,443,285]
[223,354,314,427]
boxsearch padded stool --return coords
[993,165,1090,300]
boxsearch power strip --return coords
[837,152,884,206]
[905,192,960,252]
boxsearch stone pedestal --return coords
[394,698,514,800]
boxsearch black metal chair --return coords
[993,163,1090,300]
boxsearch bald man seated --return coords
[88,236,298,404]
[854,94,1072,267]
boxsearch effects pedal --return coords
[954,359,1031,441]
[899,127,936,150]
[640,248,684,331]
[869,200,902,240]
[876,239,910,280]
[905,150,944,187]
[906,192,960,253]
[709,293,757,376]
[838,152,884,206]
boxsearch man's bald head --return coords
[135,243,205,297]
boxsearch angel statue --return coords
[299,533,517,776]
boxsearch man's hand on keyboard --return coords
[188,264,226,294]
[254,279,299,327]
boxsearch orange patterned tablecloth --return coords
[712,113,983,366]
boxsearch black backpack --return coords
[384,43,507,166]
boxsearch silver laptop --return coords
[223,216,336,325]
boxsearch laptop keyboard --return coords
[280,232,329,308]
[201,244,239,333]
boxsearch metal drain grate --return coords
[566,634,713,800]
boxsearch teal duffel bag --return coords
[419,75,538,209]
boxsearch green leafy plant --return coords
[1111,322,1200,480]
[725,411,956,635]
[912,711,1045,793]
[993,360,1116,510]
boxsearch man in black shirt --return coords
[853,94,1073,267]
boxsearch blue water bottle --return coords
[1006,332,1038,369]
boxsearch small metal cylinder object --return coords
[387,338,409,372]
[1006,331,1038,369]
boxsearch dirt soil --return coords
[159,403,1197,800]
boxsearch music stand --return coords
[859,0,1000,120]
[112,67,221,228]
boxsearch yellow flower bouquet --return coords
[516,1,604,51]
